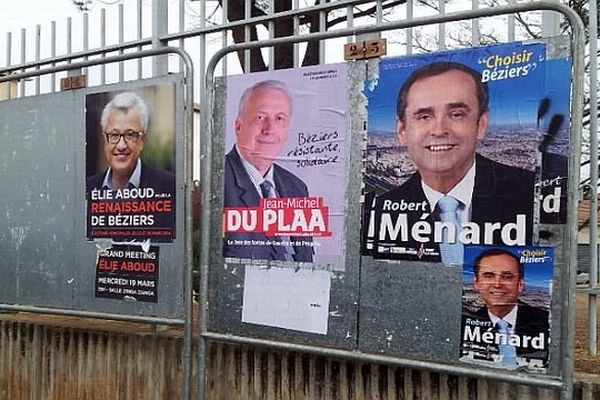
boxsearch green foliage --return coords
[141,138,175,172]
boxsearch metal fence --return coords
[4,314,600,400]
[0,0,598,399]
[577,0,600,359]
[2,0,592,179]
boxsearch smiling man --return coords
[369,62,534,264]
[86,90,176,240]
[462,248,549,365]
[223,80,313,262]
[87,92,175,193]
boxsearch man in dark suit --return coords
[86,92,175,236]
[461,248,549,366]
[223,80,313,262]
[366,62,533,263]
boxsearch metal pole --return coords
[541,0,561,36]
[438,0,445,50]
[20,28,26,96]
[119,4,124,82]
[138,0,143,79]
[83,14,89,78]
[471,0,479,46]
[152,0,169,76]
[101,8,106,85]
[180,49,196,400]
[50,22,56,92]
[560,4,585,399]
[244,0,250,73]
[587,0,599,357]
[507,0,515,42]
[35,25,40,95]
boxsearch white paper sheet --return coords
[242,265,331,334]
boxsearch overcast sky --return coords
[0,0,87,34]
[0,0,160,71]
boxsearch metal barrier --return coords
[199,2,585,400]
[0,1,597,399]
[0,47,195,399]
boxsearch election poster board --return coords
[361,41,569,263]
[85,84,177,241]
[355,40,570,375]
[0,73,185,319]
[222,64,348,266]
[460,245,552,372]
[208,64,354,337]
[205,40,570,378]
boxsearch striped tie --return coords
[436,196,463,266]
[496,319,517,366]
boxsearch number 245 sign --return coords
[344,39,387,60]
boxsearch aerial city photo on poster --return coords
[361,41,570,263]
[222,64,348,265]
[85,84,177,241]
[460,245,552,371]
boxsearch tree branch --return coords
[219,0,266,72]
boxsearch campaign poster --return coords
[86,84,176,241]
[222,64,348,265]
[539,57,570,225]
[95,244,160,303]
[361,41,569,263]
[460,245,552,372]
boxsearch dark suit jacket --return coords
[365,154,534,261]
[461,301,550,362]
[223,148,314,262]
[86,162,176,236]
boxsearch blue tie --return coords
[260,180,295,261]
[436,196,463,265]
[496,319,517,366]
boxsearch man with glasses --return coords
[87,91,175,194]
[461,248,549,366]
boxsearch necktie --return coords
[260,180,277,199]
[259,180,295,261]
[436,196,463,265]
[496,319,517,366]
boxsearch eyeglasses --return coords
[477,271,519,283]
[105,130,142,144]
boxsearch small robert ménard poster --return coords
[460,244,552,372]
